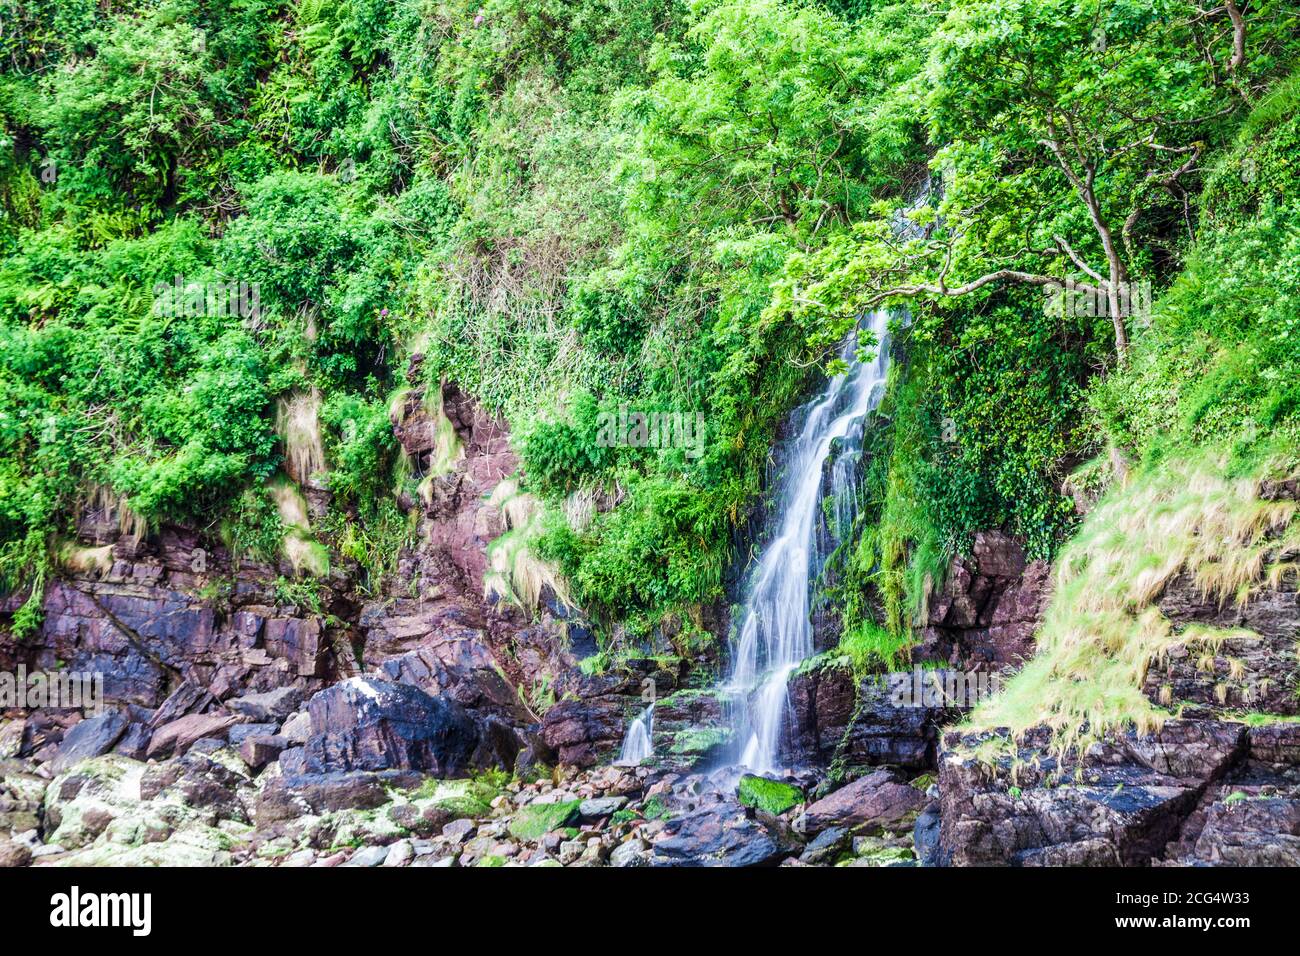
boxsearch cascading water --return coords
[615,703,654,766]
[725,309,894,775]
[613,179,930,773]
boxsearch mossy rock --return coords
[641,796,669,821]
[737,774,803,816]
[475,854,508,867]
[669,727,732,755]
[507,799,582,842]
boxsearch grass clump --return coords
[970,444,1299,754]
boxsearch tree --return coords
[775,0,1282,363]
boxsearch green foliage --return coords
[1,0,1298,718]
[737,774,803,815]
[506,798,581,841]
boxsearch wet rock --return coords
[650,801,790,867]
[785,664,944,770]
[912,804,942,866]
[799,825,852,865]
[802,769,924,835]
[540,696,629,769]
[302,677,482,775]
[50,712,128,774]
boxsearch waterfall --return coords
[725,309,894,775]
[615,703,654,766]
[612,179,930,774]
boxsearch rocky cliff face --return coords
[915,531,1051,671]
[3,383,1297,870]
[934,566,1300,867]
[0,376,595,784]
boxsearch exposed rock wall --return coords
[916,531,1050,670]
[0,376,587,779]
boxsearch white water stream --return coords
[725,309,893,774]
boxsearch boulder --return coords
[799,825,852,865]
[651,801,790,867]
[0,840,32,868]
[737,775,803,816]
[802,770,924,835]
[254,770,422,824]
[0,763,47,832]
[302,677,481,776]
[578,796,628,820]
[912,804,942,866]
[50,712,128,774]
[146,712,242,759]
[226,687,303,722]
[508,799,582,841]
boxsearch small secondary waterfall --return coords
[616,703,654,766]
[724,309,894,775]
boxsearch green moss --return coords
[507,799,582,842]
[476,854,508,867]
[407,774,503,821]
[737,774,803,815]
[669,727,732,755]
[641,796,669,821]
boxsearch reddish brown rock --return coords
[802,769,925,835]
[917,531,1050,670]
[147,712,243,759]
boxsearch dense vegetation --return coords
[2,0,1298,703]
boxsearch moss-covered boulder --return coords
[669,727,732,757]
[507,799,582,841]
[737,774,803,815]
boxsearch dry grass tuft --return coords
[483,479,569,613]
[270,478,328,577]
[276,389,326,487]
[970,446,1299,754]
